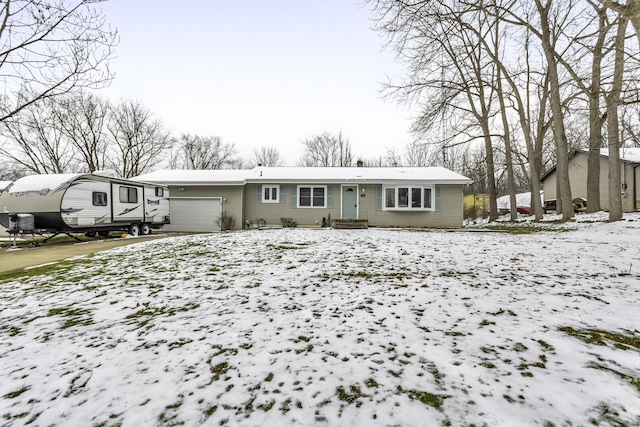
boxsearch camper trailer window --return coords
[93,191,108,206]
[155,187,164,197]
[119,186,138,203]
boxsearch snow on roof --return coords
[135,169,250,185]
[135,167,472,185]
[0,181,12,192]
[619,147,640,162]
[6,174,82,194]
[598,147,640,163]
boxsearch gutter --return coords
[150,181,247,186]
[245,179,473,185]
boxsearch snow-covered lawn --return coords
[1,215,640,427]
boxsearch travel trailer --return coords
[0,173,170,238]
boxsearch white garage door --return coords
[165,198,221,232]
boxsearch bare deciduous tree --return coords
[177,134,238,170]
[252,146,284,166]
[369,1,501,219]
[367,0,639,222]
[106,100,173,178]
[298,131,354,167]
[384,147,403,166]
[0,99,75,173]
[605,15,629,221]
[621,104,640,147]
[0,0,118,122]
[0,162,25,181]
[403,142,432,167]
[359,156,387,167]
[55,91,109,173]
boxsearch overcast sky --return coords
[98,0,416,166]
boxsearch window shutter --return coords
[279,186,285,204]
[256,185,262,203]
[376,185,382,211]
[435,185,441,212]
[327,185,333,209]
[291,185,297,208]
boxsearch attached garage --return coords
[165,197,221,232]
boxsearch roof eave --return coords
[155,181,247,186]
[247,179,472,185]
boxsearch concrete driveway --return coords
[0,234,174,274]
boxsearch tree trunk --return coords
[497,74,517,221]
[607,17,628,222]
[587,109,604,213]
[536,0,573,222]
[482,126,499,221]
[586,6,608,213]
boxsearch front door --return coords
[342,185,358,219]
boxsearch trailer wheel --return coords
[128,223,140,237]
[85,231,97,238]
[140,223,151,235]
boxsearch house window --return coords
[411,188,422,208]
[385,188,395,208]
[119,186,138,203]
[398,187,409,207]
[383,186,434,210]
[92,191,107,206]
[155,187,164,197]
[424,188,432,208]
[262,185,279,203]
[298,186,326,207]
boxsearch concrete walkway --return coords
[0,234,174,274]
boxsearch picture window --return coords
[383,186,434,210]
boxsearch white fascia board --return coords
[249,176,473,185]
[379,179,473,186]
[161,181,246,186]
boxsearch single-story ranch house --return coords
[541,148,640,212]
[136,166,472,231]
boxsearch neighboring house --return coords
[541,148,640,212]
[136,166,472,231]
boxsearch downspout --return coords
[634,165,639,211]
[240,184,245,230]
[621,162,627,211]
